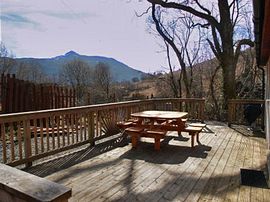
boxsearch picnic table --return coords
[122,110,204,150]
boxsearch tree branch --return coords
[210,25,222,57]
[135,6,152,17]
[147,0,220,30]
[194,0,211,15]
[207,39,219,60]
[234,39,254,64]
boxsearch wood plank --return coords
[1,124,7,163]
[0,163,71,202]
[224,134,250,202]
[9,124,15,161]
[128,131,215,202]
[33,119,38,155]
[40,124,269,202]
[238,136,254,202]
[17,122,23,160]
[73,148,159,200]
[167,127,234,201]
[251,139,264,202]
[120,126,224,201]
[209,130,243,201]
[191,129,240,202]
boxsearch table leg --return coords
[131,135,138,148]
[154,138,161,150]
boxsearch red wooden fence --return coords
[0,74,76,114]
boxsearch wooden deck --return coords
[25,122,270,201]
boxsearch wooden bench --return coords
[143,129,167,150]
[124,127,167,150]
[189,123,206,128]
[116,121,135,130]
[124,126,145,148]
[167,118,187,125]
[183,126,203,147]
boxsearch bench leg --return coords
[190,132,195,147]
[196,133,199,143]
[131,135,138,148]
[154,138,161,151]
[191,135,194,147]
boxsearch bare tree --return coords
[0,42,16,74]
[16,61,46,83]
[93,62,112,102]
[146,0,254,106]
[60,59,92,105]
[148,6,202,97]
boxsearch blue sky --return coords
[0,0,168,72]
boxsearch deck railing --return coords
[228,99,264,127]
[0,98,205,167]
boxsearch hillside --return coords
[15,51,146,82]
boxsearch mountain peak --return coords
[64,50,79,56]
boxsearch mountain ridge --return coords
[15,51,146,82]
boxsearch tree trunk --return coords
[221,56,236,109]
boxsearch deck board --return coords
[24,123,269,202]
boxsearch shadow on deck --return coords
[24,123,269,201]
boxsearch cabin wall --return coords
[265,62,270,182]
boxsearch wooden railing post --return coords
[23,119,32,167]
[88,112,95,145]
[227,100,232,127]
[199,100,205,122]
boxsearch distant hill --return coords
[15,51,146,82]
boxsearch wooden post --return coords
[19,81,25,112]
[24,82,30,112]
[1,123,7,163]
[32,84,37,111]
[0,74,6,113]
[7,74,15,113]
[88,112,95,145]
[13,79,19,112]
[23,119,32,167]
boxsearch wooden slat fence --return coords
[0,98,205,167]
[0,74,76,114]
[228,99,264,127]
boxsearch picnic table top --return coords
[131,110,188,119]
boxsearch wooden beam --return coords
[260,0,270,65]
[0,163,71,202]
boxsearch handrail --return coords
[0,163,71,201]
[228,99,264,127]
[0,98,205,167]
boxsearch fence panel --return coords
[0,74,76,114]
